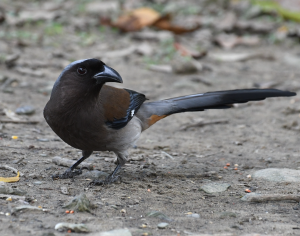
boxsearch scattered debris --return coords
[52,156,93,170]
[241,192,300,203]
[63,193,95,212]
[55,222,89,233]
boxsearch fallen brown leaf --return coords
[104,7,200,34]
[114,7,160,32]
[153,14,200,34]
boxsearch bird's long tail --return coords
[136,89,296,130]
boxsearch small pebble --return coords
[37,138,49,142]
[120,209,126,213]
[15,105,35,115]
[157,222,169,229]
[187,213,200,218]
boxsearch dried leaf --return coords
[0,171,20,183]
[110,8,200,34]
[115,7,160,32]
[153,14,200,34]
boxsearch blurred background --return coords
[1,0,300,155]
[0,1,300,235]
[0,0,300,97]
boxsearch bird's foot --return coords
[52,168,82,180]
[89,174,121,186]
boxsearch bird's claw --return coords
[89,174,121,186]
[52,168,82,180]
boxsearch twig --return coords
[180,119,228,131]
[0,165,24,176]
[161,151,174,159]
[242,193,300,203]
[52,156,93,170]
[0,119,39,124]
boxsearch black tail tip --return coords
[286,91,297,97]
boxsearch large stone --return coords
[253,168,300,182]
[200,182,230,193]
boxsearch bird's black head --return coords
[56,58,123,88]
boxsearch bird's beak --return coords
[93,65,123,84]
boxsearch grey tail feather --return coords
[163,88,296,114]
[137,89,296,128]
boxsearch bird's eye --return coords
[77,67,87,75]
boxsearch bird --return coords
[44,58,296,185]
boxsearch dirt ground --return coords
[0,1,300,236]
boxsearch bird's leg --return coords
[90,152,127,185]
[52,150,93,179]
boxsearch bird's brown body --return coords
[44,58,296,184]
[44,85,143,153]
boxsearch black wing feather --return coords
[106,89,147,129]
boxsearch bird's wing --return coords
[99,85,146,130]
